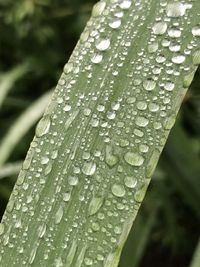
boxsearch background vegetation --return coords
[0,0,199,266]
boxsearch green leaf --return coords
[1,0,200,266]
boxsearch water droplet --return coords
[172,54,185,64]
[134,184,148,202]
[91,53,103,64]
[143,79,156,91]
[82,161,96,176]
[96,38,111,51]
[124,176,137,188]
[63,104,71,112]
[105,146,118,167]
[183,71,195,88]
[109,18,121,29]
[166,2,186,17]
[193,50,200,65]
[146,150,160,178]
[88,196,104,216]
[0,223,5,235]
[63,191,71,202]
[68,176,79,186]
[192,25,200,37]
[66,240,77,266]
[55,206,64,224]
[124,152,144,166]
[147,42,159,53]
[135,116,149,127]
[119,0,131,10]
[36,115,51,137]
[111,184,126,198]
[92,1,106,17]
[152,22,167,35]
[164,114,176,130]
[136,101,147,110]
[168,27,181,38]
[164,81,175,91]
[91,222,100,232]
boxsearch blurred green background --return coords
[0,1,200,267]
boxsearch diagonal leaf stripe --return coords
[0,1,200,266]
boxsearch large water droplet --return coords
[92,1,106,17]
[91,53,103,64]
[166,2,186,17]
[124,152,144,166]
[96,38,111,51]
[36,115,51,137]
[124,176,137,188]
[111,184,126,198]
[88,196,104,216]
[135,116,149,127]
[192,25,200,37]
[143,79,156,91]
[82,161,96,176]
[152,22,167,35]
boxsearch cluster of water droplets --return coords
[1,0,200,266]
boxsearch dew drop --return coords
[82,161,96,176]
[36,115,51,137]
[0,223,5,235]
[124,152,144,166]
[119,0,131,10]
[172,54,185,64]
[166,2,186,17]
[96,38,111,51]
[192,25,200,37]
[146,150,160,178]
[164,114,176,130]
[91,53,103,64]
[55,206,64,224]
[143,79,156,91]
[152,22,167,35]
[193,50,200,65]
[92,1,106,17]
[109,19,121,29]
[111,184,126,198]
[124,176,137,189]
[88,196,104,216]
[68,176,79,186]
[134,185,148,202]
[135,116,149,127]
[63,104,71,112]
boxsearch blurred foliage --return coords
[0,1,200,267]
